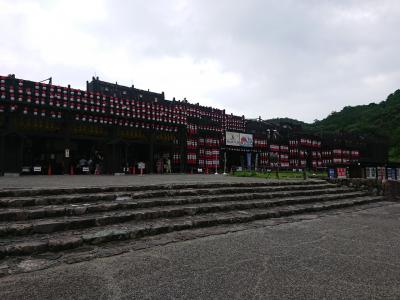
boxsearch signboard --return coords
[328,168,335,179]
[225,131,253,147]
[387,168,396,180]
[366,167,376,179]
[337,167,347,179]
[22,167,30,173]
[138,162,146,175]
[226,131,240,147]
[33,166,42,173]
[377,167,386,180]
[240,133,253,147]
[65,148,70,158]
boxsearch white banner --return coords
[225,132,253,147]
[226,131,240,146]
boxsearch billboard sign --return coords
[226,131,240,146]
[239,133,253,147]
[226,131,253,147]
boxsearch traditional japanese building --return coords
[0,74,394,178]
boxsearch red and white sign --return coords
[337,168,347,179]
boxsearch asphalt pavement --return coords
[0,202,399,299]
[0,174,269,189]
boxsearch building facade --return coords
[0,74,395,179]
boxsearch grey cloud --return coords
[1,0,400,122]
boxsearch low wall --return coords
[327,178,400,200]
[383,180,400,200]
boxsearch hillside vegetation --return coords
[312,89,400,162]
[265,90,400,162]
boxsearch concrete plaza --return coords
[0,199,399,299]
[0,174,269,190]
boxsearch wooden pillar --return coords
[129,143,134,168]
[63,113,72,174]
[111,142,116,174]
[0,134,4,176]
[179,127,186,173]
[107,126,117,175]
[125,143,128,167]
[63,123,72,175]
[18,135,24,172]
[63,142,71,175]
[179,140,185,173]
[149,133,154,174]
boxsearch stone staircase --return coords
[0,179,384,258]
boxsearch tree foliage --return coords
[264,89,400,162]
[310,89,400,162]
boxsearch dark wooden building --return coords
[0,74,394,179]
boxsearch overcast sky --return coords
[1,0,400,122]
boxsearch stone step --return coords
[0,182,339,208]
[0,179,327,198]
[0,190,368,237]
[0,196,384,258]
[0,186,353,222]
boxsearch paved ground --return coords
[0,174,272,189]
[0,201,399,299]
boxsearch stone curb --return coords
[0,196,382,258]
[0,180,325,198]
[0,191,370,237]
[0,186,354,222]
[0,183,335,208]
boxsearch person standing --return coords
[166,158,171,173]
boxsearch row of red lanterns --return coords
[3,88,187,117]
[254,139,268,148]
[0,94,187,125]
[73,115,179,131]
[198,160,220,167]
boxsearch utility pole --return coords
[223,151,227,175]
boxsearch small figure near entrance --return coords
[156,158,163,174]
[165,158,171,174]
[94,150,104,175]
[137,161,145,175]
[76,157,89,174]
[79,157,88,168]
